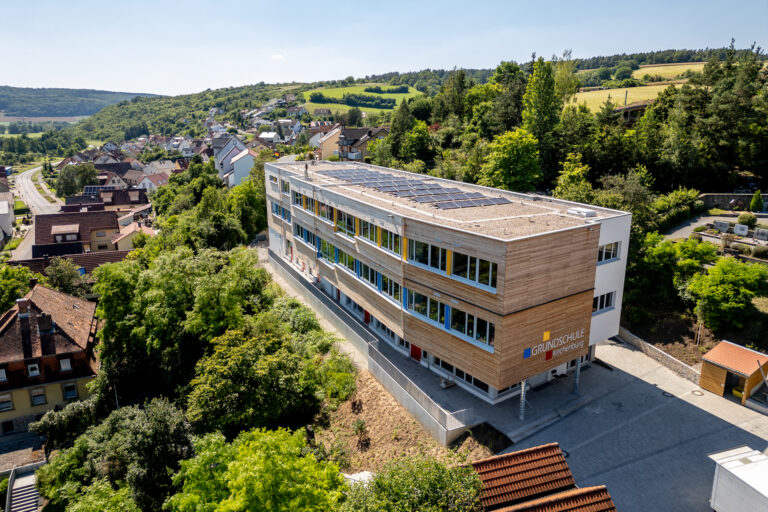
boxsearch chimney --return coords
[16,298,29,316]
[39,313,56,356]
[367,130,372,137]
[29,278,37,289]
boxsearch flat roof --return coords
[703,340,768,377]
[709,445,768,497]
[268,161,629,240]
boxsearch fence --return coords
[619,327,701,384]
[268,249,472,445]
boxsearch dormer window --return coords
[27,364,40,377]
[60,358,72,372]
[0,369,6,382]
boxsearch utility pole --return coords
[519,379,527,421]
[573,357,581,395]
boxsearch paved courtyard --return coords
[512,340,768,512]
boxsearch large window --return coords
[407,291,445,324]
[449,307,495,347]
[293,223,316,247]
[598,242,620,262]
[431,356,490,394]
[30,388,46,406]
[593,291,615,314]
[336,210,356,237]
[360,262,377,287]
[381,228,402,255]
[338,249,356,273]
[409,240,430,266]
[281,179,290,195]
[360,220,378,244]
[452,251,498,288]
[0,394,11,412]
[63,383,78,400]
[292,191,303,206]
[382,274,401,302]
[318,202,333,223]
[319,238,335,261]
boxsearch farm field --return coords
[632,62,706,79]
[0,114,84,123]
[303,83,421,114]
[0,131,44,138]
[571,84,675,111]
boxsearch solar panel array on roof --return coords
[318,168,511,209]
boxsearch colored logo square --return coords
[523,348,531,359]
[545,350,553,361]
[543,331,550,341]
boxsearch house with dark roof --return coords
[286,106,308,118]
[11,251,132,276]
[337,127,389,161]
[0,283,98,434]
[313,108,332,117]
[65,189,149,212]
[470,443,616,512]
[32,211,120,258]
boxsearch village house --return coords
[137,172,170,192]
[226,149,258,188]
[317,126,342,159]
[313,108,332,117]
[0,283,98,434]
[286,106,308,118]
[111,222,156,251]
[277,119,302,136]
[258,132,281,145]
[32,210,121,258]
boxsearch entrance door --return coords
[410,344,421,361]
[364,310,371,324]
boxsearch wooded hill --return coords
[0,85,157,117]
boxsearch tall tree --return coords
[554,49,580,105]
[522,58,560,183]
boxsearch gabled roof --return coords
[111,222,155,244]
[703,340,768,377]
[11,250,131,275]
[94,162,133,175]
[495,486,617,512]
[231,148,259,164]
[34,211,119,245]
[0,284,96,363]
[142,172,169,187]
[471,443,576,511]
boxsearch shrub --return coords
[721,233,735,248]
[693,225,706,233]
[690,233,703,241]
[738,212,757,228]
[752,245,768,259]
[732,243,752,255]
[750,190,764,212]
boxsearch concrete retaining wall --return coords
[619,327,701,384]
[269,250,471,445]
[700,193,767,210]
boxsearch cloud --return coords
[271,54,284,60]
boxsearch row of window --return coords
[317,236,402,303]
[0,383,78,412]
[293,223,316,248]
[431,355,490,393]
[598,242,620,262]
[406,290,495,347]
[0,358,72,382]
[408,240,498,289]
[271,202,291,222]
[593,291,615,314]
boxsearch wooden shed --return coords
[700,341,768,405]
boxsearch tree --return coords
[750,190,764,212]
[341,454,482,512]
[0,265,43,312]
[522,58,560,182]
[345,107,363,127]
[553,153,594,203]
[44,256,86,296]
[227,178,265,240]
[165,429,345,512]
[614,66,633,80]
[36,399,193,512]
[478,129,540,191]
[186,330,319,439]
[490,61,527,130]
[30,397,98,460]
[554,50,580,105]
[55,163,98,197]
[400,120,433,162]
[388,101,415,157]
[687,257,768,331]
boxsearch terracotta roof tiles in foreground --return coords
[495,486,617,512]
[703,340,768,377]
[471,443,576,511]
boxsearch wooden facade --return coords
[266,162,622,397]
[699,362,727,396]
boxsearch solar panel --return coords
[435,201,461,209]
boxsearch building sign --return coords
[523,328,586,361]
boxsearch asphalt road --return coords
[15,166,60,215]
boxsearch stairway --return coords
[7,473,39,512]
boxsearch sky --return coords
[1,0,766,96]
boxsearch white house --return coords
[137,172,170,192]
[0,193,13,244]
[258,132,281,144]
[227,149,258,188]
[308,132,325,148]
[277,119,302,135]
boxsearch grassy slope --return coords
[303,83,421,113]
[572,84,676,111]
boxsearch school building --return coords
[265,161,631,405]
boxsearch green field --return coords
[0,131,44,138]
[303,83,421,114]
[571,84,676,111]
[632,62,706,80]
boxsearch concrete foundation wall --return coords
[619,327,701,384]
[700,193,767,211]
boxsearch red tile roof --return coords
[495,486,617,512]
[703,340,768,377]
[471,443,576,511]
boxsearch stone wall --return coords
[699,193,767,210]
[618,327,701,384]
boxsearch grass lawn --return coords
[302,83,421,114]
[0,131,44,138]
[632,62,706,80]
[571,84,676,111]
